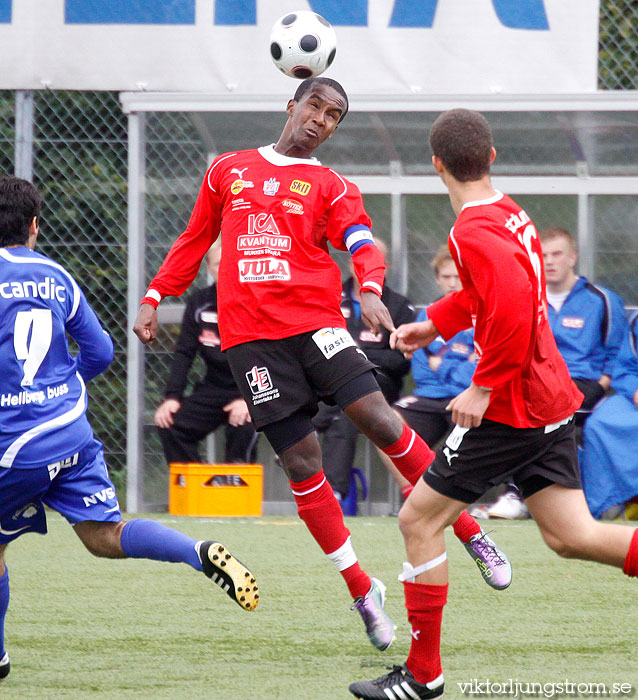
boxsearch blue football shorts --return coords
[0,437,122,544]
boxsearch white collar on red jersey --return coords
[460,190,504,211]
[258,144,322,167]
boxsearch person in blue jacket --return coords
[612,310,638,406]
[580,310,638,518]
[0,178,258,681]
[392,246,476,453]
[378,246,476,501]
[490,226,629,520]
[541,226,627,413]
[313,237,415,501]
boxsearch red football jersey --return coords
[427,192,583,428]
[144,146,384,349]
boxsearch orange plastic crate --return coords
[169,463,263,517]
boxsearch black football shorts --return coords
[394,394,455,447]
[225,328,377,430]
[423,415,580,503]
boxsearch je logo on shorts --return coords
[245,366,280,405]
[246,366,273,394]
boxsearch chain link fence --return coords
[599,0,638,90]
[0,90,129,492]
[0,3,636,509]
[0,91,13,175]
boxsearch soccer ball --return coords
[269,11,337,80]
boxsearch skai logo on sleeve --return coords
[289,180,311,196]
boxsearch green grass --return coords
[3,514,637,699]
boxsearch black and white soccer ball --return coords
[269,11,337,80]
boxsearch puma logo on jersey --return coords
[231,167,248,178]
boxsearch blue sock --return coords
[120,519,203,572]
[0,567,9,658]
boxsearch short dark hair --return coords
[429,108,493,182]
[0,176,42,247]
[293,77,349,123]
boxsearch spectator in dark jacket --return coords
[155,245,258,466]
[313,238,415,499]
[378,246,482,504]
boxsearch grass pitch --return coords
[3,513,637,699]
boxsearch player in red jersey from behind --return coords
[349,108,638,700]
[133,80,510,651]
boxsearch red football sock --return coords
[451,510,481,543]
[404,581,448,684]
[381,424,435,485]
[290,470,371,598]
[623,528,638,577]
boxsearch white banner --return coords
[0,0,599,94]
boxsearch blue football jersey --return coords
[0,247,113,468]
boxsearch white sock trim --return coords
[327,535,358,572]
[387,429,415,459]
[290,476,327,497]
[398,552,447,582]
[426,673,445,690]
[194,541,204,562]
